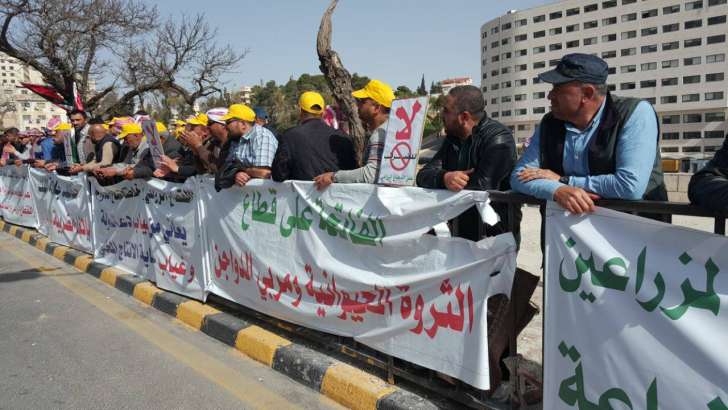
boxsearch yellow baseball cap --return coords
[222,104,256,122]
[156,122,167,133]
[118,123,143,139]
[299,91,325,115]
[186,113,208,126]
[53,123,73,131]
[352,79,395,108]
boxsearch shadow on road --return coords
[0,268,83,283]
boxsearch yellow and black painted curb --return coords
[0,220,438,410]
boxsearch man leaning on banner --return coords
[313,79,394,190]
[510,53,667,214]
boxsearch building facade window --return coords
[705,91,724,100]
[705,130,725,139]
[662,41,679,51]
[663,4,680,14]
[662,77,678,86]
[622,13,637,22]
[662,115,681,124]
[707,34,726,44]
[705,112,726,121]
[682,94,701,102]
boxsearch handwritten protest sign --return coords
[141,119,164,169]
[378,97,429,186]
[544,202,728,409]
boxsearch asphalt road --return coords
[0,231,343,410]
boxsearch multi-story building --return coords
[0,52,65,131]
[440,77,473,96]
[481,0,728,170]
[239,86,253,105]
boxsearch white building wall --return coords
[481,0,728,165]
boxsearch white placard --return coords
[378,97,429,186]
[544,202,728,410]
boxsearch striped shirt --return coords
[333,120,388,183]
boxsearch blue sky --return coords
[151,0,549,90]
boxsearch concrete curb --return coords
[0,221,439,410]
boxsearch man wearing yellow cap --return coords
[94,122,148,181]
[216,103,277,189]
[314,79,394,189]
[272,92,355,181]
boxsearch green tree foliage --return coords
[242,73,373,132]
[417,75,427,96]
[395,86,417,99]
[430,81,443,95]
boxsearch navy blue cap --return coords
[253,107,269,120]
[538,53,609,85]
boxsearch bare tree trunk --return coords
[317,0,367,165]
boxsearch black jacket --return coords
[417,116,520,241]
[689,137,728,211]
[214,136,243,191]
[272,118,356,181]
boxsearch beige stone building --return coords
[481,0,728,171]
[0,53,66,131]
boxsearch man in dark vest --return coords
[69,122,122,174]
[511,53,666,214]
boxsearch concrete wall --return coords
[665,172,692,203]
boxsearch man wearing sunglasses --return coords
[214,103,277,190]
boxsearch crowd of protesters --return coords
[4,52,728,213]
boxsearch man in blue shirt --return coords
[511,53,666,214]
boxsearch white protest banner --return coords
[199,179,516,389]
[28,167,53,236]
[0,165,37,228]
[48,173,93,253]
[544,202,728,409]
[90,177,155,280]
[378,97,429,186]
[144,177,207,301]
[141,119,164,169]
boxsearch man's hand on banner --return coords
[516,167,560,182]
[443,169,474,192]
[234,171,251,186]
[314,172,335,191]
[122,167,135,180]
[94,167,116,179]
[69,164,83,175]
[554,186,599,214]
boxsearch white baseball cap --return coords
[206,107,228,125]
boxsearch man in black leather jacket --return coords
[417,85,520,242]
[689,136,728,211]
